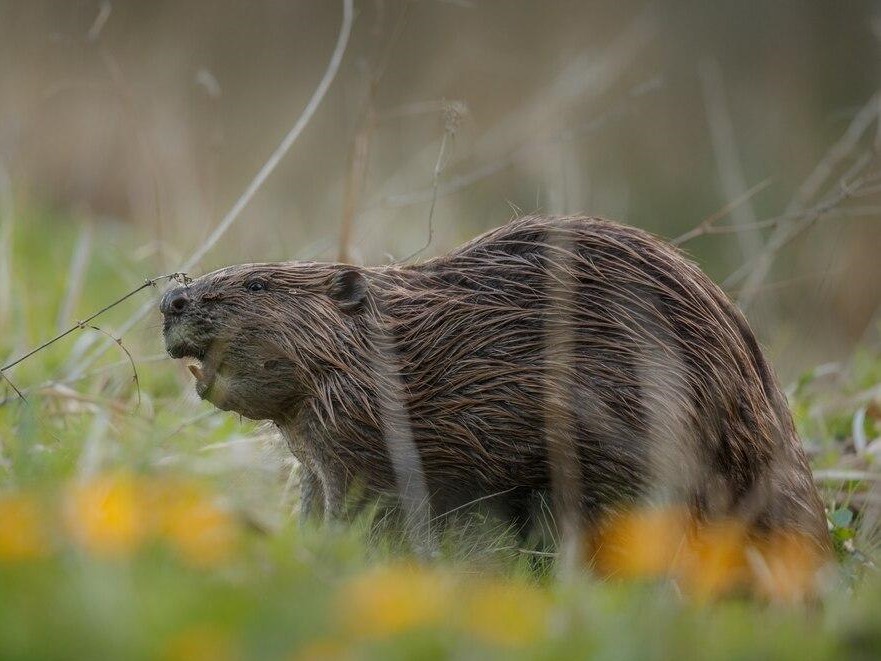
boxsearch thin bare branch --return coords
[1,272,185,375]
[787,92,881,215]
[183,0,354,271]
[338,2,410,263]
[357,7,657,246]
[0,157,13,332]
[0,371,26,404]
[0,354,168,408]
[728,155,878,304]
[369,76,661,213]
[731,93,881,308]
[87,325,141,410]
[400,102,461,262]
[698,58,763,258]
[682,202,881,242]
[672,178,773,246]
[66,0,355,379]
[813,469,881,483]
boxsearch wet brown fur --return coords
[161,215,831,553]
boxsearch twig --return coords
[0,354,168,408]
[813,469,881,483]
[338,1,410,263]
[0,273,184,376]
[380,155,511,210]
[787,92,881,215]
[672,178,773,246]
[67,0,355,379]
[698,58,763,258]
[728,156,878,304]
[87,325,141,409]
[183,0,354,271]
[87,1,112,42]
[356,7,657,249]
[410,124,450,258]
[429,487,519,523]
[679,202,881,243]
[367,76,661,213]
[400,101,462,262]
[0,372,25,404]
[732,93,881,308]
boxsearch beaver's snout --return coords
[160,286,191,316]
[160,285,209,361]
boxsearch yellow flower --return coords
[0,493,51,561]
[162,624,238,661]
[593,506,829,601]
[679,521,751,600]
[160,488,239,568]
[64,472,145,557]
[462,579,551,648]
[336,564,449,638]
[593,507,690,578]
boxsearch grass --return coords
[1,210,880,660]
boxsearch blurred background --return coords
[2,4,881,656]
[2,0,881,377]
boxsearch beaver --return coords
[160,215,830,554]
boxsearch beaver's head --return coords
[160,263,369,421]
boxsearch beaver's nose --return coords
[160,286,191,316]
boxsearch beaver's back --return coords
[343,216,828,549]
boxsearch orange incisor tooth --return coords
[188,363,204,381]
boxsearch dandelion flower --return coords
[337,565,449,638]
[0,493,50,561]
[64,472,145,557]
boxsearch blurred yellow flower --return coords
[593,506,828,602]
[679,521,750,600]
[162,624,238,661]
[337,564,449,638]
[0,493,51,561]
[64,472,145,557]
[593,507,690,578]
[61,472,241,567]
[161,487,239,568]
[462,579,551,648]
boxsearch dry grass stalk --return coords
[732,92,881,308]
[65,0,356,381]
[698,58,763,259]
[0,273,186,402]
[338,2,410,264]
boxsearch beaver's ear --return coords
[328,269,368,311]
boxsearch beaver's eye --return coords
[245,279,267,293]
